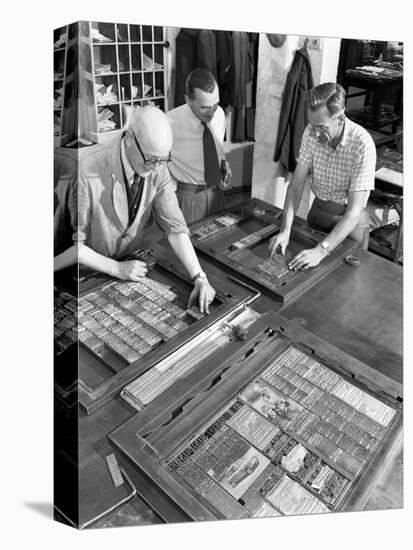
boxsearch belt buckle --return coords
[203,183,215,192]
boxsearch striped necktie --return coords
[201,121,220,187]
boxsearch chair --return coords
[368,187,403,264]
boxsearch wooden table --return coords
[280,250,403,393]
[55,246,403,527]
[343,68,403,135]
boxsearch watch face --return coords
[194,271,207,282]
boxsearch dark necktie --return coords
[128,174,144,224]
[202,121,220,187]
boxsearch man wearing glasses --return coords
[54,105,216,313]
[269,82,376,270]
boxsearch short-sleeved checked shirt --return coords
[297,117,376,204]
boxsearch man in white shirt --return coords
[167,68,232,224]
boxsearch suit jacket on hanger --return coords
[232,32,250,109]
[215,30,233,108]
[231,32,249,142]
[174,28,200,107]
[196,30,218,80]
[274,47,314,172]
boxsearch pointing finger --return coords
[187,288,197,309]
[198,285,207,314]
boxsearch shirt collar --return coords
[335,116,350,149]
[184,103,205,131]
[120,137,135,183]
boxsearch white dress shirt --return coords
[120,137,136,186]
[167,104,226,185]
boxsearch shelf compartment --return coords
[118,44,131,72]
[93,44,118,74]
[119,74,132,101]
[97,104,121,133]
[130,24,141,42]
[153,26,163,42]
[91,22,116,43]
[154,71,165,97]
[131,73,144,100]
[116,23,129,43]
[131,44,142,71]
[143,72,154,98]
[95,75,120,105]
[142,25,153,42]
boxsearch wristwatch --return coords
[319,240,330,255]
[192,271,208,283]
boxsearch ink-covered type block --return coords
[54,251,252,415]
[189,198,358,303]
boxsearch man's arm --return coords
[54,244,78,272]
[268,163,310,255]
[54,243,148,280]
[167,232,215,314]
[288,190,369,270]
[318,190,368,251]
[152,166,216,313]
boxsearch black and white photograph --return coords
[53,12,404,530]
[3,1,409,549]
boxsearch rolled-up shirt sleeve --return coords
[349,136,377,193]
[152,166,190,236]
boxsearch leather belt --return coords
[177,181,216,193]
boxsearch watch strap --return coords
[320,240,330,255]
[192,271,208,283]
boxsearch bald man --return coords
[54,106,216,313]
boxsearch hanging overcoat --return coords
[274,47,314,172]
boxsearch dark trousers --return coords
[307,197,370,249]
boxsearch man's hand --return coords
[115,259,148,281]
[187,278,216,314]
[288,245,326,271]
[218,161,232,190]
[268,229,290,257]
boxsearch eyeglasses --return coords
[132,132,171,166]
[310,114,343,130]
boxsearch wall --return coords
[165,27,180,110]
[251,34,341,217]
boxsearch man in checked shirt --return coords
[269,82,376,270]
